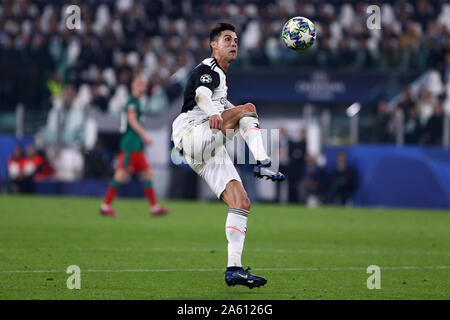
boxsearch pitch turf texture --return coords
[0,195,449,300]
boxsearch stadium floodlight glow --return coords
[346,102,361,117]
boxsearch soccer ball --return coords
[282,16,316,51]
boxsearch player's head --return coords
[131,74,147,97]
[209,22,238,62]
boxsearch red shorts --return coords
[117,151,150,173]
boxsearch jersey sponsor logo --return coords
[200,74,212,83]
[220,97,227,106]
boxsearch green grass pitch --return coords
[0,195,449,299]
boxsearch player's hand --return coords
[209,114,222,133]
[143,135,153,145]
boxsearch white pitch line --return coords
[0,266,448,274]
[0,247,449,255]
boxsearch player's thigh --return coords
[116,151,135,173]
[185,145,243,200]
[221,180,251,211]
[182,121,224,164]
[221,103,257,133]
[134,152,151,178]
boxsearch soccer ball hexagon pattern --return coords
[282,16,316,51]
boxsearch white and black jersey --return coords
[181,57,228,114]
[172,57,232,152]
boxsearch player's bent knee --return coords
[237,196,251,211]
[141,170,153,180]
[244,103,256,113]
[115,169,129,183]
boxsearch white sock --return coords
[239,114,269,162]
[225,208,249,267]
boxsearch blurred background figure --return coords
[287,128,307,203]
[31,148,55,181]
[422,101,445,145]
[324,151,357,206]
[404,107,422,144]
[7,146,25,193]
[300,154,325,208]
[83,141,112,179]
[6,144,54,194]
[397,88,415,115]
[21,145,38,193]
[0,0,449,209]
[371,101,392,144]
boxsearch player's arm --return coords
[127,110,152,145]
[225,99,236,110]
[195,86,222,130]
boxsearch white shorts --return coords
[181,121,242,198]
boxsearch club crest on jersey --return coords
[200,74,212,83]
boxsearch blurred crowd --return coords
[370,78,450,145]
[2,0,450,199]
[275,128,357,206]
[7,144,54,193]
[1,0,450,115]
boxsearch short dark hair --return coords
[209,22,236,43]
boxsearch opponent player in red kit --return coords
[100,75,169,217]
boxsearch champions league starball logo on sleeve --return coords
[200,74,213,84]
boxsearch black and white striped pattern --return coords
[228,208,249,218]
[211,58,217,71]
[180,57,224,114]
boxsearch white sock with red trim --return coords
[226,208,249,267]
[239,114,269,162]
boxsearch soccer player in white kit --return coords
[172,23,285,288]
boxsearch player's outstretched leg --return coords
[101,162,130,216]
[101,169,129,216]
[221,104,285,182]
[140,169,170,216]
[101,180,119,216]
[221,180,267,289]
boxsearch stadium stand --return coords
[1,0,450,208]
